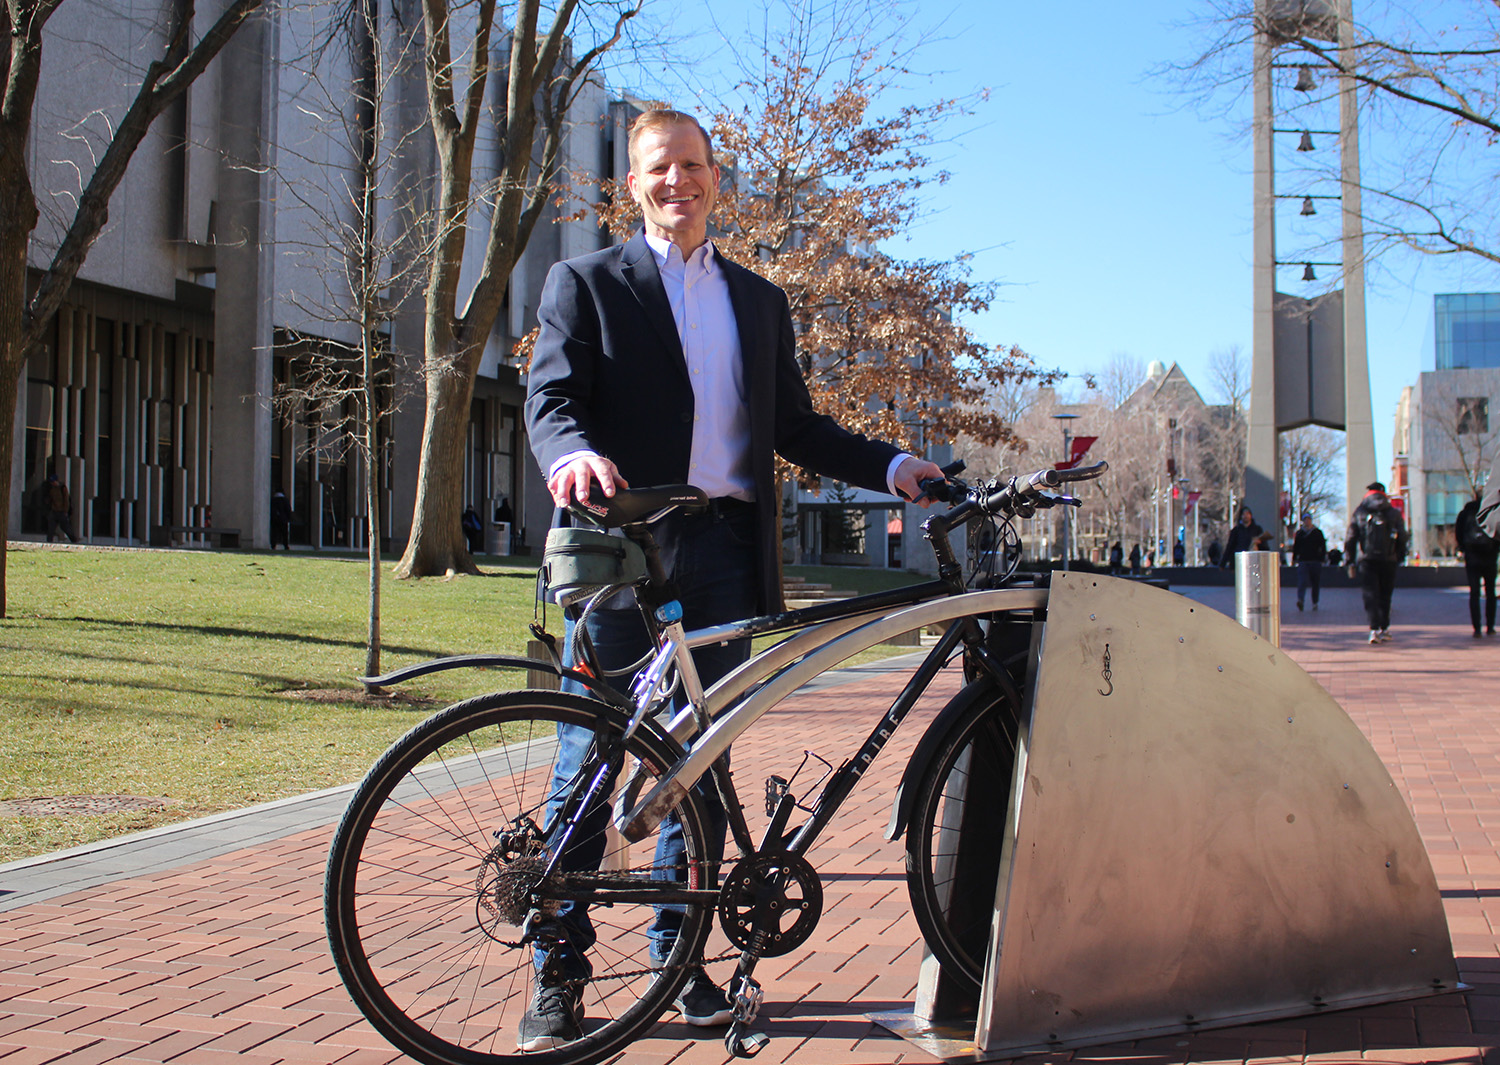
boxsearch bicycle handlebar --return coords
[948,459,1109,523]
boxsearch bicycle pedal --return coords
[764,776,789,817]
[731,974,764,1024]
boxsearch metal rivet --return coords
[1217,665,1223,672]
[1343,783,1349,789]
[1288,717,1294,723]
[1090,614,1096,620]
[1179,636,1185,642]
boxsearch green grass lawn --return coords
[0,546,926,862]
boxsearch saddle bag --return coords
[541,527,647,606]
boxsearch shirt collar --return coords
[643,231,718,275]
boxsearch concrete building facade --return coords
[10,1,628,556]
[1394,294,1500,558]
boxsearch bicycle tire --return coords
[325,689,715,1065]
[904,679,1022,997]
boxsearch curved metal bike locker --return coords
[879,571,1457,1058]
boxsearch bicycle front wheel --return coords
[904,678,1022,996]
[325,690,715,1065]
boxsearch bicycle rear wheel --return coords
[904,679,1022,996]
[325,690,714,1065]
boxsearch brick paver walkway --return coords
[0,582,1497,1064]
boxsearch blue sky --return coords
[608,0,1500,476]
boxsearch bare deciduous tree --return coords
[1281,424,1346,530]
[273,0,433,685]
[394,0,642,580]
[0,0,265,617]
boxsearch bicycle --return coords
[324,458,1109,1065]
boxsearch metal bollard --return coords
[1234,550,1280,646]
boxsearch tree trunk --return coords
[393,352,481,578]
[0,143,39,619]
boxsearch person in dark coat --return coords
[1128,543,1142,575]
[1220,506,1262,569]
[270,490,292,550]
[461,506,483,554]
[1457,495,1497,636]
[44,474,78,543]
[1291,511,1327,611]
[1344,481,1408,644]
[1108,541,1123,575]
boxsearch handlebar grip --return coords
[917,477,954,503]
[1051,459,1109,483]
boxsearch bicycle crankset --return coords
[718,850,823,956]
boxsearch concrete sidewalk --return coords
[0,583,1497,1064]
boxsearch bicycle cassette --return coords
[717,851,823,956]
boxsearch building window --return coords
[1457,396,1489,435]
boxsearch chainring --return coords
[717,850,823,956]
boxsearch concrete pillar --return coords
[1246,10,1280,534]
[211,8,277,547]
[1338,0,1377,511]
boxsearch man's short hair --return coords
[1367,481,1386,493]
[627,109,715,170]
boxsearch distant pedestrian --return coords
[1456,494,1497,637]
[1108,541,1123,575]
[462,506,484,554]
[1344,481,1408,644]
[1173,539,1185,566]
[270,490,292,550]
[1128,543,1142,575]
[1291,511,1327,611]
[1207,539,1222,568]
[44,474,78,543]
[1221,506,1262,569]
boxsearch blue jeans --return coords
[542,502,758,977]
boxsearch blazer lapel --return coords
[619,232,689,382]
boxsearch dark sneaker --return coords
[517,982,583,1051]
[671,967,733,1027]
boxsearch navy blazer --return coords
[525,231,899,610]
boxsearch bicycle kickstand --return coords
[724,954,769,1058]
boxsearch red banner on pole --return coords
[1185,490,1202,513]
[1055,435,1098,471]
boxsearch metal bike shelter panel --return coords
[967,572,1456,1055]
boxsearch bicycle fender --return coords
[884,675,1018,843]
[358,654,629,708]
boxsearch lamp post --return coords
[1052,412,1080,570]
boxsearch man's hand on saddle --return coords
[895,456,947,508]
[549,454,629,508]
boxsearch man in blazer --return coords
[521,109,941,1050]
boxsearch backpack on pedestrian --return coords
[1458,501,1498,556]
[1358,506,1401,562]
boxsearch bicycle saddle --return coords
[568,484,710,528]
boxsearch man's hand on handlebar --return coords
[894,456,948,508]
[548,454,629,508]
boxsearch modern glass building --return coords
[1434,293,1500,370]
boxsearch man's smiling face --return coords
[628,122,719,252]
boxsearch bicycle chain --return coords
[488,855,741,987]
